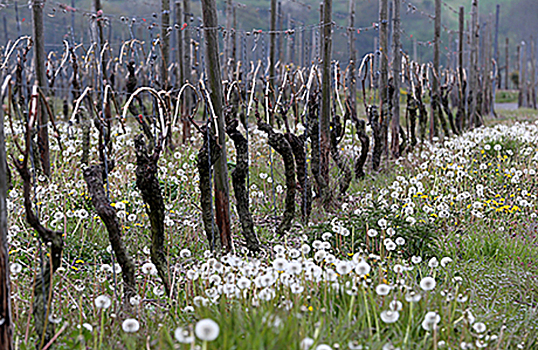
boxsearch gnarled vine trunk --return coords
[258,118,296,236]
[84,163,137,304]
[134,135,170,295]
[197,126,222,251]
[226,118,260,252]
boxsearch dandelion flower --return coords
[389,300,403,311]
[288,248,301,258]
[440,257,453,267]
[473,322,486,333]
[291,283,304,294]
[94,295,111,309]
[180,249,192,258]
[273,258,288,271]
[194,318,220,341]
[141,262,157,275]
[420,276,436,291]
[367,229,378,237]
[411,255,422,264]
[376,284,391,296]
[300,337,315,350]
[380,310,399,323]
[10,262,22,275]
[237,277,252,289]
[129,295,141,306]
[301,244,311,255]
[422,311,441,331]
[287,260,303,275]
[355,260,371,276]
[315,345,332,350]
[174,327,194,343]
[122,318,140,333]
[405,291,422,302]
[428,257,439,268]
[336,261,352,275]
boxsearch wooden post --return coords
[200,0,232,251]
[270,0,277,96]
[487,15,494,115]
[431,0,441,139]
[520,41,527,108]
[298,26,303,67]
[319,0,332,203]
[469,0,479,128]
[161,0,170,89]
[93,0,107,82]
[286,14,293,65]
[505,37,509,89]
[378,0,388,162]
[311,24,317,64]
[278,1,284,65]
[373,36,378,89]
[175,1,183,87]
[232,5,237,70]
[391,0,402,158]
[15,2,20,37]
[3,16,6,45]
[413,37,417,62]
[0,82,13,350]
[457,6,465,131]
[32,0,50,176]
[493,4,500,93]
[531,37,536,109]
[515,45,521,90]
[391,0,401,157]
[482,17,491,116]
[224,0,232,80]
[71,0,76,39]
[182,0,192,143]
[447,31,453,70]
[348,0,356,117]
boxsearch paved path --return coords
[494,102,518,110]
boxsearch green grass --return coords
[5,107,538,350]
[495,90,519,104]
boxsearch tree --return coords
[200,0,232,252]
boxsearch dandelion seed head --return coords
[122,318,140,333]
[194,318,220,341]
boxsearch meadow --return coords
[5,105,538,350]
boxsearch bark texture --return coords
[286,132,312,223]
[13,159,63,348]
[32,0,50,177]
[319,0,332,204]
[0,90,13,350]
[134,135,170,295]
[200,0,232,252]
[330,114,352,196]
[258,118,296,236]
[353,118,369,179]
[84,164,137,303]
[197,126,222,251]
[225,118,260,252]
